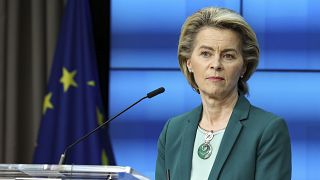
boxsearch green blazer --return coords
[156,95,291,180]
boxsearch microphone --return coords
[58,87,165,165]
[147,87,165,98]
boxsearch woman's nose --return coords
[209,56,223,71]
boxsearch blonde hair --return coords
[178,7,259,94]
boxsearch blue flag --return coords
[33,0,115,165]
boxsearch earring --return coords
[188,68,193,72]
[241,75,244,79]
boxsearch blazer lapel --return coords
[209,96,250,179]
[178,106,202,180]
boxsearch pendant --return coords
[198,142,212,159]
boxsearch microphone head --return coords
[147,87,165,98]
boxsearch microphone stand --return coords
[58,87,165,165]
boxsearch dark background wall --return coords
[108,0,320,179]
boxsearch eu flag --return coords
[33,0,115,165]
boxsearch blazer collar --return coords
[178,95,251,179]
[209,95,250,179]
[179,105,202,179]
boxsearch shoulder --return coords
[237,97,291,156]
[253,105,289,134]
[248,104,287,128]
[244,103,290,143]
[236,95,289,138]
[249,105,280,120]
[165,105,201,132]
[236,95,287,130]
[158,105,201,140]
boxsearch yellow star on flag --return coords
[43,92,54,114]
[87,80,96,86]
[96,107,105,125]
[60,67,78,92]
[101,149,109,165]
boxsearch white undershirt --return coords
[190,127,225,180]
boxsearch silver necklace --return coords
[197,126,214,159]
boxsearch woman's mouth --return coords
[206,76,225,82]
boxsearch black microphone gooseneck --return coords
[58,87,165,165]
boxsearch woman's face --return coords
[187,27,245,100]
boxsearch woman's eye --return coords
[200,51,211,58]
[223,54,235,60]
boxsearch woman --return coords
[156,7,291,180]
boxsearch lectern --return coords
[0,164,149,180]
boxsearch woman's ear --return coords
[241,63,247,78]
[187,59,192,72]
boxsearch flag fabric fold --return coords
[33,0,115,165]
